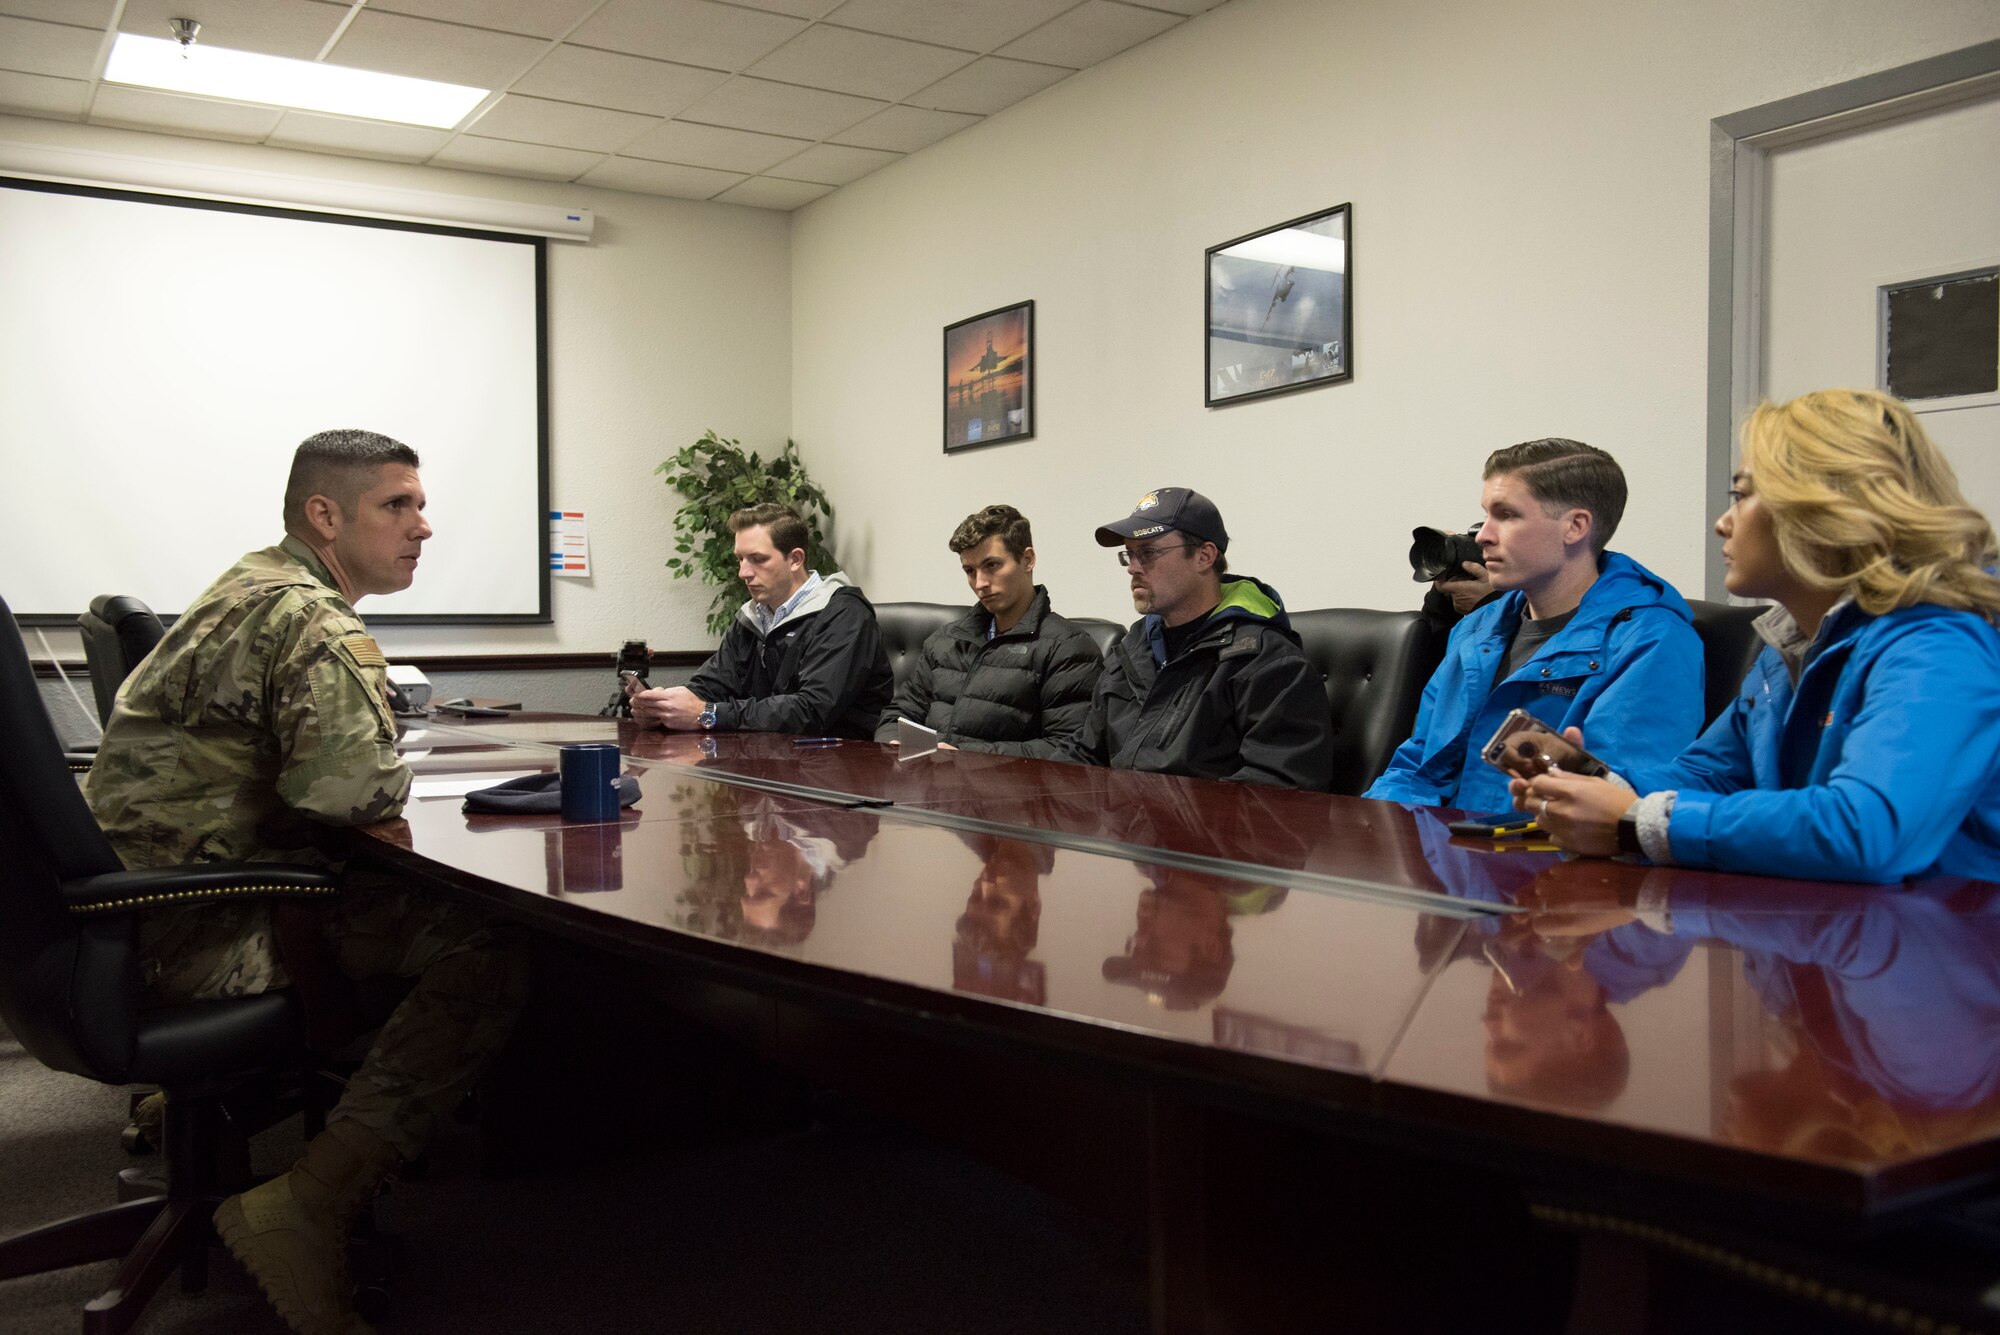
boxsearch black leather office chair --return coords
[0,591,340,1335]
[1686,599,1766,728]
[78,594,167,727]
[1069,617,1127,661]
[872,602,960,697]
[1287,609,1446,797]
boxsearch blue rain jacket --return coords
[1364,551,1704,814]
[1632,601,2000,883]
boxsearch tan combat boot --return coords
[213,1119,400,1335]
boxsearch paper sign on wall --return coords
[549,510,590,577]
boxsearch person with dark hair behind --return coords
[629,501,893,739]
[876,503,1103,756]
[1366,439,1703,814]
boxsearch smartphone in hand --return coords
[1480,709,1612,780]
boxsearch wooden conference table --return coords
[352,714,2000,1331]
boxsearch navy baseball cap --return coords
[1094,487,1229,552]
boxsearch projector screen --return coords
[0,177,549,625]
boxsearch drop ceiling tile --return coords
[996,0,1181,68]
[824,0,1080,53]
[0,15,104,79]
[570,0,805,73]
[904,56,1070,115]
[267,111,453,161]
[726,0,844,19]
[831,103,978,153]
[714,176,833,210]
[621,120,810,173]
[514,45,727,117]
[678,76,882,139]
[0,69,88,118]
[366,0,602,41]
[768,141,898,186]
[745,26,972,102]
[119,0,343,60]
[577,156,745,199]
[0,1,114,24]
[328,10,545,90]
[469,94,659,153]
[89,85,283,141]
[431,133,601,180]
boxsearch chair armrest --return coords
[64,862,339,915]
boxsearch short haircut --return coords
[949,504,1033,558]
[282,429,419,532]
[1483,438,1627,555]
[729,502,809,559]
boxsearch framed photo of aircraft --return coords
[944,300,1035,452]
[1205,203,1351,407]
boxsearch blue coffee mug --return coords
[559,743,623,823]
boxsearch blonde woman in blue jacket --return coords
[1514,389,2000,883]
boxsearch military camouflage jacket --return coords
[85,535,410,869]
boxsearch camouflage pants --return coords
[138,866,526,1161]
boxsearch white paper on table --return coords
[896,716,938,761]
[411,771,543,799]
[548,509,590,578]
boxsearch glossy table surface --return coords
[359,716,2000,1218]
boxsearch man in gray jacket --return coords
[876,504,1103,756]
[630,502,893,738]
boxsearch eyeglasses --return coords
[1118,540,1195,570]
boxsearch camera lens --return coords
[1409,526,1483,582]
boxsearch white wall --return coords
[791,0,2000,622]
[1,113,790,661]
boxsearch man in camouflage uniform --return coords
[85,429,524,1335]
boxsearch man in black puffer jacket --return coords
[876,505,1104,758]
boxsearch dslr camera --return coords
[1408,524,1484,583]
[599,640,652,718]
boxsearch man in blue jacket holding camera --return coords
[1366,438,1703,814]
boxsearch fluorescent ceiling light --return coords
[104,33,488,130]
[1219,226,1346,274]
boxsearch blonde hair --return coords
[1740,389,2000,620]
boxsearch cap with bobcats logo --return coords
[1093,486,1229,551]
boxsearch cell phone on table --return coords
[1446,810,1541,838]
[1479,709,1613,780]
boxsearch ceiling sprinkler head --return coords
[168,18,201,54]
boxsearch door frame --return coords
[1705,39,2000,598]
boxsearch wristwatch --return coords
[698,703,719,731]
[1616,809,1644,856]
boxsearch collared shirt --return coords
[1752,596,1855,684]
[747,571,822,637]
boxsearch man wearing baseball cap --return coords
[1062,487,1332,789]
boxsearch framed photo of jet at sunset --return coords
[1205,203,1350,406]
[944,300,1034,452]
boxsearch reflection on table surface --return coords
[373,716,2000,1204]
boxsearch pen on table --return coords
[792,737,842,747]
